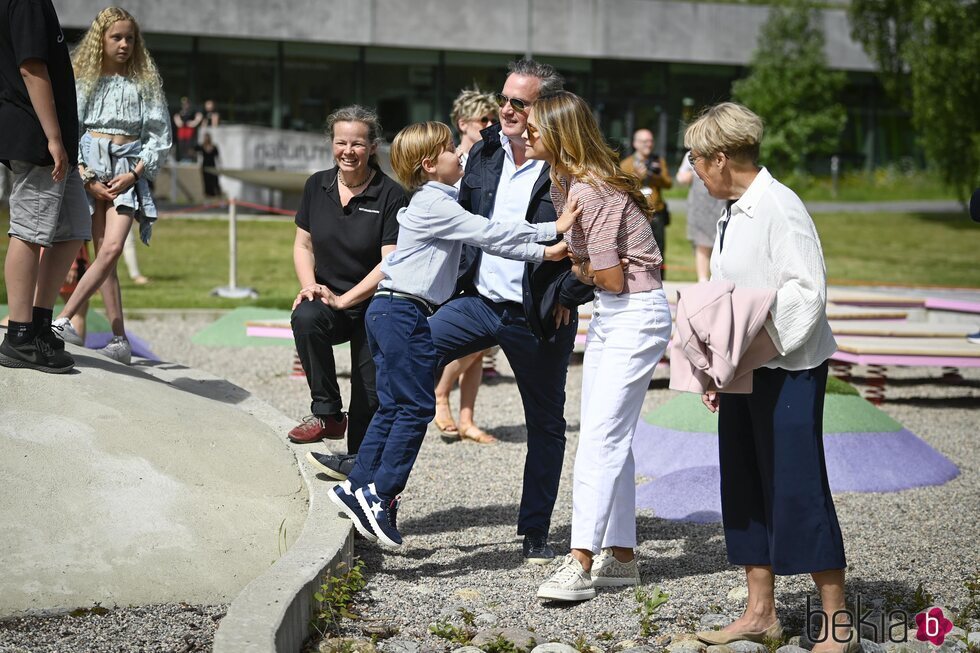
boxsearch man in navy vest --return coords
[428,59,594,564]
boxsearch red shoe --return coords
[287,413,347,443]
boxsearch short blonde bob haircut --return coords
[684,102,764,165]
[390,121,454,191]
[450,88,497,129]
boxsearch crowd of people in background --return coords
[2,3,856,643]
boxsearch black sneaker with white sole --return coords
[306,451,356,481]
[0,334,74,373]
[523,530,556,565]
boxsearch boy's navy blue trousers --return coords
[718,361,847,575]
[346,295,438,500]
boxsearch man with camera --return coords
[621,128,672,276]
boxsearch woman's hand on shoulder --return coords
[292,284,336,310]
[554,195,581,234]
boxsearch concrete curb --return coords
[210,461,353,653]
[137,359,353,653]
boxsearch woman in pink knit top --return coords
[524,91,673,602]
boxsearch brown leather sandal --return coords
[459,425,497,444]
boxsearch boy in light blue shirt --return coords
[328,121,580,547]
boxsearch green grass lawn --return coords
[1,208,977,311]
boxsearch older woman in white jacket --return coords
[686,103,853,653]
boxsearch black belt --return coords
[373,289,435,316]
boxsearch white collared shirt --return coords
[710,167,837,370]
[475,132,544,304]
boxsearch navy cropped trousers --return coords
[717,361,847,575]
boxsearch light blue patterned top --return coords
[76,75,171,180]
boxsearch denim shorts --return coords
[7,161,92,247]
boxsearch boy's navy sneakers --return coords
[327,480,377,542]
[356,483,402,547]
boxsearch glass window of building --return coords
[364,47,439,141]
[283,42,360,133]
[196,37,277,127]
[142,34,194,113]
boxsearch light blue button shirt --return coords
[475,133,545,304]
[380,182,556,306]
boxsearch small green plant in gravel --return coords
[635,586,670,637]
[763,635,785,653]
[428,620,473,646]
[573,633,590,651]
[458,607,477,627]
[953,573,980,628]
[481,635,525,653]
[597,630,615,642]
[911,582,935,614]
[313,559,367,635]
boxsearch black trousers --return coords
[718,361,846,575]
[291,299,378,454]
[651,210,668,279]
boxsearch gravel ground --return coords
[2,311,978,652]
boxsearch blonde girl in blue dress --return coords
[51,7,170,363]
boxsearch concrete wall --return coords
[53,0,875,72]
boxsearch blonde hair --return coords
[390,121,454,191]
[531,91,651,218]
[684,102,764,164]
[72,7,164,105]
[450,88,497,130]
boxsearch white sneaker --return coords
[51,317,84,346]
[98,336,132,364]
[537,554,596,602]
[592,548,640,587]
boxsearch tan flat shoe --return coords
[459,425,497,444]
[697,620,783,645]
[433,401,458,436]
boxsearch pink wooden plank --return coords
[924,297,980,314]
[245,325,294,340]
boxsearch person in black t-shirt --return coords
[288,105,408,472]
[195,132,220,197]
[0,0,91,373]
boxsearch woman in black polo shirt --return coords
[289,106,408,477]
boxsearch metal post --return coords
[228,197,237,290]
[210,195,257,299]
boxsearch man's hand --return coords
[543,241,569,261]
[554,196,581,234]
[48,138,67,182]
[701,391,719,413]
[553,302,572,330]
[292,284,335,310]
[571,259,595,286]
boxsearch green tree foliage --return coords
[731,0,846,174]
[850,0,980,201]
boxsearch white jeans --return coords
[571,288,672,553]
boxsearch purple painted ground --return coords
[632,421,959,523]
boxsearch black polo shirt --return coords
[0,0,78,167]
[295,166,407,297]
